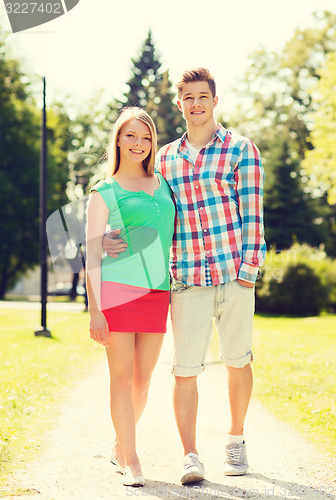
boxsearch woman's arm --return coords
[86,191,109,347]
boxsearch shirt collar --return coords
[177,123,227,154]
[214,123,227,143]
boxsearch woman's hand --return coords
[89,311,109,347]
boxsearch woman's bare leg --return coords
[107,332,164,476]
[105,333,139,472]
[132,333,164,422]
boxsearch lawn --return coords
[0,307,103,489]
[1,308,335,490]
[211,314,336,460]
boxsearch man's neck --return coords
[186,118,217,149]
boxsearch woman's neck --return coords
[115,161,149,178]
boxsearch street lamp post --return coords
[35,76,51,337]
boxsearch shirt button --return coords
[196,185,200,189]
[200,207,203,210]
[203,229,207,232]
[207,250,210,254]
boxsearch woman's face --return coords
[118,118,152,166]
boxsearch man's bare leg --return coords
[173,375,198,455]
[226,364,253,435]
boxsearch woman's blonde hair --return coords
[106,107,157,177]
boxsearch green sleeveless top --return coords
[91,173,175,291]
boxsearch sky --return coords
[2,0,336,114]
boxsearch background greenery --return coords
[256,243,336,315]
[1,309,335,489]
[1,12,336,300]
[0,308,102,488]
[1,7,336,489]
[210,313,336,463]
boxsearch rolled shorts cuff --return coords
[220,350,253,368]
[171,363,205,377]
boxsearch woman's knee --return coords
[110,367,133,391]
[132,372,151,396]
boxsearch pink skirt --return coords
[101,281,170,333]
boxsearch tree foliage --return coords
[66,95,115,197]
[227,11,336,252]
[263,138,323,249]
[113,30,184,148]
[0,31,71,298]
[0,32,40,298]
[302,52,336,206]
[234,11,336,155]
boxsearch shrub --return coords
[256,243,335,316]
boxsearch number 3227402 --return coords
[5,2,62,14]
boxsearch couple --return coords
[85,67,266,487]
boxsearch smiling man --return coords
[103,67,266,484]
[155,67,266,484]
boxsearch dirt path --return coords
[6,322,336,500]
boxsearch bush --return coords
[256,243,336,316]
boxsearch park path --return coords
[5,312,336,500]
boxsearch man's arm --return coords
[236,139,266,285]
[102,228,128,257]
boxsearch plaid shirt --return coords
[155,124,266,286]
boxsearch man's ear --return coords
[213,96,219,108]
[177,100,183,112]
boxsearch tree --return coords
[0,30,71,298]
[122,30,162,110]
[0,32,40,298]
[115,30,184,147]
[227,11,336,252]
[66,94,115,199]
[302,51,336,257]
[302,52,336,206]
[233,11,336,156]
[147,70,185,148]
[263,138,323,249]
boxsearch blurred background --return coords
[1,2,336,487]
[1,0,336,316]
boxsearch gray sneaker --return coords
[181,453,205,485]
[223,442,249,476]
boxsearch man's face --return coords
[177,81,218,127]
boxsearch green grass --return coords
[2,309,335,491]
[211,314,336,460]
[0,307,103,489]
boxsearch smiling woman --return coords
[106,110,157,179]
[117,121,152,167]
[85,107,175,487]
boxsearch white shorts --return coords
[170,280,255,376]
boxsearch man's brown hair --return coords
[176,67,216,98]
